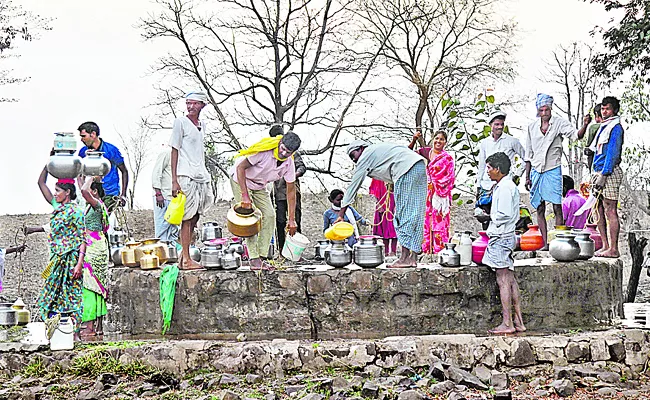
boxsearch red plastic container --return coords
[520,225,545,251]
[472,231,489,264]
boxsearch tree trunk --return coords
[627,232,648,303]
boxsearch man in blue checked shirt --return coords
[78,121,129,213]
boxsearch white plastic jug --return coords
[281,232,310,262]
[458,231,473,266]
[50,317,74,351]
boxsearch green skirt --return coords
[82,288,107,322]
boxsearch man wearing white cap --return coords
[524,94,589,248]
[337,140,426,267]
[170,91,214,270]
[475,111,526,229]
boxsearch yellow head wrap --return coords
[234,135,291,161]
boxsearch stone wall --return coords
[106,258,623,339]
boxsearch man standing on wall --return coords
[78,122,129,213]
[524,94,588,248]
[171,92,214,270]
[591,96,625,258]
[152,145,179,243]
[476,111,526,229]
[270,124,306,253]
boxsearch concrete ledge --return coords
[106,257,623,339]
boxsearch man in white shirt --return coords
[524,94,587,248]
[482,152,524,335]
[152,146,179,243]
[476,111,525,229]
[170,91,215,270]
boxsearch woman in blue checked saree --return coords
[34,166,86,337]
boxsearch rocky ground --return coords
[0,340,649,400]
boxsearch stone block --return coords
[428,380,455,395]
[596,387,617,397]
[565,342,590,362]
[446,366,488,390]
[506,339,535,367]
[396,390,423,400]
[597,371,621,384]
[607,339,626,362]
[549,379,575,397]
[363,365,383,378]
[472,365,491,384]
[590,339,610,361]
[361,381,379,398]
[490,371,508,390]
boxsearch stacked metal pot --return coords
[549,229,595,262]
[46,133,111,179]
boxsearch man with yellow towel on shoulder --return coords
[229,130,302,270]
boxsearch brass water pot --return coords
[226,203,262,238]
[12,298,30,326]
[139,249,160,270]
[120,241,141,267]
[135,238,169,265]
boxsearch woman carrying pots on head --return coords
[323,189,368,247]
[77,176,110,337]
[410,130,455,254]
[33,166,86,337]
[229,131,301,270]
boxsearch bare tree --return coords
[543,42,601,183]
[139,0,390,180]
[117,127,155,210]
[358,0,517,145]
[0,0,51,102]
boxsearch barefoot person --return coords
[230,131,301,270]
[77,176,110,337]
[591,96,625,258]
[483,152,525,334]
[338,140,426,267]
[524,94,587,248]
[33,167,86,337]
[171,91,215,270]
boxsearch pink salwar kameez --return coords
[423,150,455,254]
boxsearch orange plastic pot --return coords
[520,225,544,251]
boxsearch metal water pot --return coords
[353,236,385,268]
[0,303,17,326]
[226,203,262,237]
[81,151,111,177]
[109,230,128,247]
[201,239,227,269]
[439,243,461,267]
[120,241,141,267]
[47,152,83,179]
[189,246,202,262]
[12,298,30,326]
[314,240,330,260]
[573,231,595,260]
[549,233,581,262]
[221,247,242,270]
[201,222,223,242]
[139,249,160,270]
[111,246,124,266]
[136,238,169,265]
[164,241,178,263]
[324,240,352,267]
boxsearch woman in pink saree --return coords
[369,179,398,256]
[421,131,455,253]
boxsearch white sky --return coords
[0,0,633,215]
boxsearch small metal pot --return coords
[0,304,17,326]
[439,243,461,267]
[201,222,223,242]
[314,240,329,260]
[201,241,225,269]
[353,236,385,268]
[111,246,124,266]
[221,247,242,270]
[189,246,202,262]
[549,233,581,262]
[164,241,178,263]
[324,240,352,267]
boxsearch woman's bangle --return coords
[79,251,85,255]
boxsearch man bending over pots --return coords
[483,152,525,335]
[230,131,301,270]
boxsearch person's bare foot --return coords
[180,258,204,270]
[597,249,620,258]
[250,258,275,271]
[488,324,516,334]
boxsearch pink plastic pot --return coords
[472,231,489,265]
[584,224,603,251]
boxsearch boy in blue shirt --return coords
[590,96,624,258]
[323,189,367,247]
